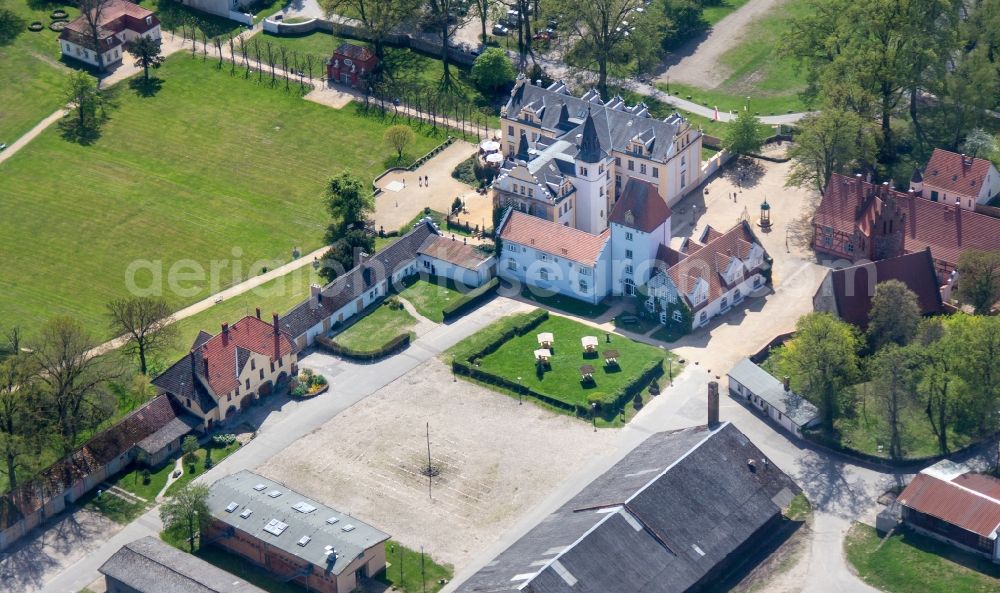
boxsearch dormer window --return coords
[145,15,152,24]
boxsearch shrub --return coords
[451,156,478,185]
[309,373,327,387]
[51,9,68,18]
[452,196,463,213]
[141,468,151,485]
[385,296,404,310]
[318,332,412,361]
[291,384,308,397]
[48,20,66,31]
[27,21,43,31]
[442,278,500,321]
[211,433,237,446]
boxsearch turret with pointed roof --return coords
[576,110,604,163]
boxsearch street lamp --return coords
[591,402,598,432]
[668,358,673,386]
[517,376,522,405]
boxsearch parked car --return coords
[492,23,509,35]
[470,45,483,56]
[0,143,6,152]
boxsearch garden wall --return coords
[314,332,412,361]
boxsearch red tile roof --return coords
[665,221,765,310]
[922,148,994,199]
[609,179,671,233]
[60,0,158,47]
[334,43,375,64]
[499,210,610,266]
[197,316,296,396]
[899,473,1000,538]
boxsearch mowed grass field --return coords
[0,0,79,142]
[0,55,441,339]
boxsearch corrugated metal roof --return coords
[899,473,1000,538]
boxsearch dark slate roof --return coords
[575,111,605,163]
[99,536,267,593]
[609,178,672,233]
[503,80,690,164]
[207,470,389,575]
[152,350,218,413]
[814,249,943,329]
[455,423,800,593]
[136,415,201,455]
[280,220,437,338]
[727,359,820,428]
[192,330,213,349]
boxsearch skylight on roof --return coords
[263,519,289,536]
[240,509,253,519]
[297,536,312,547]
[341,524,356,532]
[253,484,267,492]
[225,502,239,513]
[292,501,317,514]
[326,516,340,525]
[267,490,282,498]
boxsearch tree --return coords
[469,0,497,43]
[781,312,861,432]
[126,35,165,83]
[722,109,766,156]
[384,125,415,163]
[318,229,375,282]
[0,0,25,46]
[106,296,178,375]
[181,435,198,466]
[956,249,1000,315]
[320,0,416,81]
[471,47,515,92]
[961,128,997,160]
[59,71,115,144]
[916,319,960,454]
[554,0,649,94]
[871,344,918,460]
[324,172,374,236]
[786,109,876,194]
[950,314,1000,435]
[867,280,921,351]
[426,0,472,88]
[160,483,211,553]
[0,353,38,490]
[31,316,119,454]
[78,0,112,73]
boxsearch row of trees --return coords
[783,0,1000,187]
[0,297,178,491]
[777,278,1000,459]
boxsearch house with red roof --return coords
[813,172,1000,281]
[152,313,298,429]
[897,460,1000,563]
[609,178,672,296]
[497,209,612,304]
[327,43,377,88]
[645,221,770,330]
[58,0,160,68]
[915,148,1000,211]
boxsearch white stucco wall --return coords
[499,240,610,304]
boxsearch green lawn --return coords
[112,460,173,502]
[845,523,1000,593]
[0,0,79,142]
[702,0,751,25]
[332,302,417,351]
[517,287,610,319]
[81,487,148,524]
[397,277,465,323]
[473,315,668,411]
[380,540,454,593]
[161,266,323,364]
[165,441,241,496]
[0,55,442,340]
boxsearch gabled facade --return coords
[918,148,1000,210]
[152,315,298,430]
[497,78,702,235]
[58,0,160,67]
[327,43,377,88]
[646,221,769,330]
[609,178,672,296]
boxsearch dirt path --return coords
[655,0,789,88]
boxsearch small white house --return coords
[727,358,820,438]
[498,209,611,304]
[59,0,161,67]
[608,178,672,296]
[417,235,495,289]
[917,148,1000,210]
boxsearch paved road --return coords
[28,298,528,593]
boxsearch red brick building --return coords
[327,43,377,88]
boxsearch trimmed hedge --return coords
[315,332,412,361]
[442,277,499,321]
[455,309,548,362]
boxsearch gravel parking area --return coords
[260,358,617,569]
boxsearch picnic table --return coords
[603,349,620,366]
[534,348,552,363]
[537,332,554,349]
[580,364,595,381]
[581,336,598,352]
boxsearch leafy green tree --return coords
[722,109,766,157]
[956,249,1000,314]
[106,296,178,375]
[786,109,876,193]
[950,314,1000,435]
[658,0,706,50]
[916,319,961,454]
[781,312,861,432]
[319,228,375,283]
[870,344,919,460]
[320,0,416,81]
[160,483,211,553]
[181,435,198,465]
[960,128,997,160]
[384,125,415,163]
[59,71,116,145]
[126,35,165,83]
[867,280,921,351]
[0,353,38,490]
[323,172,374,237]
[0,0,25,46]
[471,48,515,92]
[554,0,650,95]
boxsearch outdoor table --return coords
[534,348,552,363]
[580,364,595,381]
[537,332,554,348]
[581,336,598,352]
[603,349,620,365]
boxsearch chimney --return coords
[255,307,261,319]
[272,313,280,335]
[783,376,790,391]
[855,173,863,202]
[535,79,542,86]
[353,247,369,269]
[221,323,229,345]
[310,284,322,308]
[707,381,720,427]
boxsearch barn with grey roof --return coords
[454,422,801,593]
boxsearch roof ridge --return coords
[121,542,221,593]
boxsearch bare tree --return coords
[106,296,179,375]
[0,348,38,490]
[77,0,111,73]
[470,0,497,44]
[427,0,473,88]
[31,317,120,455]
[266,41,276,83]
[552,0,647,94]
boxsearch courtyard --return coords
[258,357,618,569]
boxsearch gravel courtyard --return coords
[260,358,617,569]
